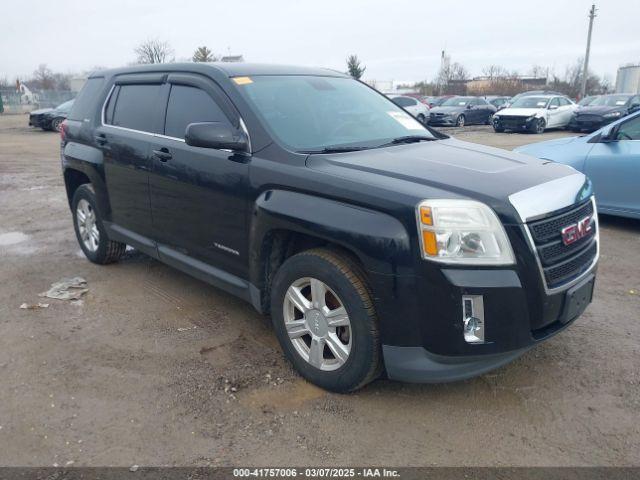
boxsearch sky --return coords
[2,0,639,84]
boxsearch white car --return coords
[492,95,577,134]
[388,95,430,124]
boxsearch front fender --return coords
[249,189,413,284]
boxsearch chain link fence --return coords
[0,89,75,114]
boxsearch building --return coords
[615,64,640,94]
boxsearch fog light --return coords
[462,295,485,344]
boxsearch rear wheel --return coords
[72,184,126,264]
[455,114,465,127]
[270,248,382,392]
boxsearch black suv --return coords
[61,63,599,392]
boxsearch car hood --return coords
[576,105,625,115]
[495,107,542,117]
[306,138,581,223]
[30,108,53,115]
[430,106,463,114]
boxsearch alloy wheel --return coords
[283,277,352,371]
[76,199,99,252]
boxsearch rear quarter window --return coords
[68,77,105,121]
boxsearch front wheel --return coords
[50,117,64,132]
[455,114,465,127]
[417,113,426,124]
[531,118,546,134]
[72,184,126,264]
[270,248,382,392]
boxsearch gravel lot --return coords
[1,114,639,467]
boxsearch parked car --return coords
[568,93,640,132]
[389,95,430,123]
[515,110,640,219]
[399,92,431,105]
[492,95,577,133]
[485,95,511,111]
[61,63,598,392]
[29,99,74,131]
[429,96,496,127]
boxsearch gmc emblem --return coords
[561,216,593,246]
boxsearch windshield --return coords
[441,97,472,107]
[589,95,630,107]
[509,96,550,109]
[236,75,434,152]
[578,96,597,106]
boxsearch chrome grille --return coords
[527,199,598,290]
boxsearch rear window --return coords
[110,84,162,132]
[68,77,104,121]
[164,85,230,139]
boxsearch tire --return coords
[531,118,546,134]
[417,113,426,124]
[50,117,64,132]
[485,114,493,125]
[493,125,505,133]
[270,248,382,393]
[72,184,126,264]
[455,114,465,127]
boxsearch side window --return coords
[110,84,162,132]
[164,85,230,139]
[616,116,640,141]
[549,98,560,108]
[560,98,571,106]
[104,86,119,124]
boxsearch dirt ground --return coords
[1,114,639,467]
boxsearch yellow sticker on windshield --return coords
[233,76,253,85]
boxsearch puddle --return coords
[0,231,29,246]
[241,379,326,411]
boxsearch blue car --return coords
[515,110,640,219]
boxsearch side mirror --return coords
[548,104,559,110]
[185,122,249,152]
[600,126,619,143]
[466,104,472,109]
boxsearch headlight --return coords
[416,199,515,265]
[603,111,622,118]
[526,115,536,121]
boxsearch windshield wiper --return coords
[298,146,370,154]
[385,135,436,145]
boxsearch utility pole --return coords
[580,4,597,99]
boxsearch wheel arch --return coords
[249,189,413,313]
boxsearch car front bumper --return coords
[429,116,455,126]
[494,116,536,131]
[569,116,615,131]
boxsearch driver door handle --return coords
[153,148,172,162]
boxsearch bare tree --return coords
[528,65,547,78]
[346,55,366,80]
[134,39,174,64]
[193,46,217,62]
[482,64,507,80]
[32,64,56,90]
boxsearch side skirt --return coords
[103,222,263,313]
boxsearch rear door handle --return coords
[95,133,108,146]
[153,148,172,162]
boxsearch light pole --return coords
[580,4,597,99]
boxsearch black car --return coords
[569,94,640,132]
[29,99,74,131]
[60,63,598,392]
[577,95,598,107]
[429,96,497,127]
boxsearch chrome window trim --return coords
[521,196,599,295]
[99,81,250,150]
